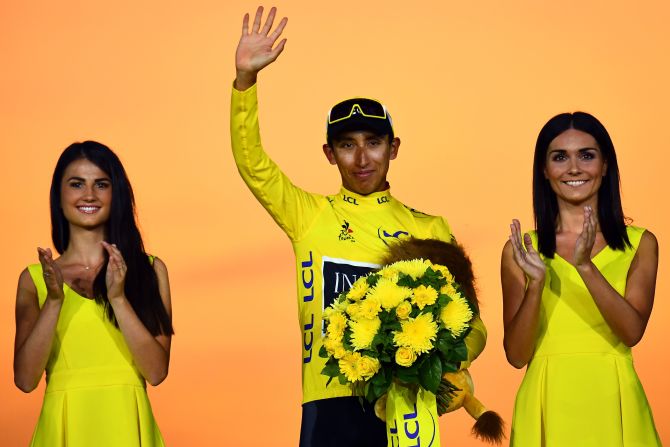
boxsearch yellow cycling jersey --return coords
[231,84,486,403]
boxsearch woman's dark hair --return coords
[50,141,173,336]
[532,112,630,257]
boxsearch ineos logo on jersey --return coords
[322,257,379,332]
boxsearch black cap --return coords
[326,98,394,142]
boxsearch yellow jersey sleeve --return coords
[230,84,324,241]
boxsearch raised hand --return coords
[102,241,127,301]
[235,6,288,90]
[37,247,64,301]
[573,205,597,267]
[509,219,546,283]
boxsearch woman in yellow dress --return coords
[14,141,173,446]
[501,112,661,445]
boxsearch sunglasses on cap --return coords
[327,98,388,125]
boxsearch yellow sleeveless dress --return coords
[27,264,165,447]
[511,226,661,446]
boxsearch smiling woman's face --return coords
[544,128,607,207]
[60,158,112,229]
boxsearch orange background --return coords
[1,1,669,445]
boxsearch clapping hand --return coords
[37,247,64,301]
[102,241,127,301]
[573,205,597,268]
[509,219,546,283]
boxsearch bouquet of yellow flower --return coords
[320,238,504,446]
[320,255,474,407]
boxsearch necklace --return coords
[78,263,101,272]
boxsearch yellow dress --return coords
[27,264,165,447]
[511,226,661,446]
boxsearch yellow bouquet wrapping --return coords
[385,381,441,447]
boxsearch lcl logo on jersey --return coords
[378,227,410,246]
[342,194,359,205]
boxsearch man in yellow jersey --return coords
[231,7,487,447]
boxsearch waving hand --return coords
[235,6,288,90]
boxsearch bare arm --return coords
[14,248,65,392]
[573,209,657,346]
[235,6,288,91]
[501,220,547,369]
[103,242,172,386]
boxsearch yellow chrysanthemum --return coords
[377,266,400,283]
[440,282,459,298]
[393,313,438,354]
[334,297,349,312]
[347,277,370,301]
[358,356,381,380]
[323,337,347,359]
[322,306,335,321]
[338,351,364,382]
[367,278,413,310]
[327,312,347,341]
[358,295,382,319]
[395,301,412,319]
[432,264,454,282]
[411,285,438,310]
[395,346,417,367]
[392,259,433,280]
[440,294,473,337]
[323,298,348,320]
[346,302,362,320]
[350,317,382,350]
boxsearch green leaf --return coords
[366,372,391,403]
[387,320,402,331]
[321,359,340,377]
[395,364,420,383]
[442,361,459,373]
[342,333,354,351]
[435,336,452,357]
[365,382,376,402]
[421,304,436,314]
[419,355,443,393]
[370,370,388,386]
[338,374,349,385]
[452,341,468,362]
[319,344,329,358]
[397,274,416,288]
[371,335,384,350]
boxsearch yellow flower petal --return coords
[393,313,438,354]
[350,317,382,350]
[411,285,438,310]
[440,294,473,337]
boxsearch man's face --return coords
[323,130,400,195]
